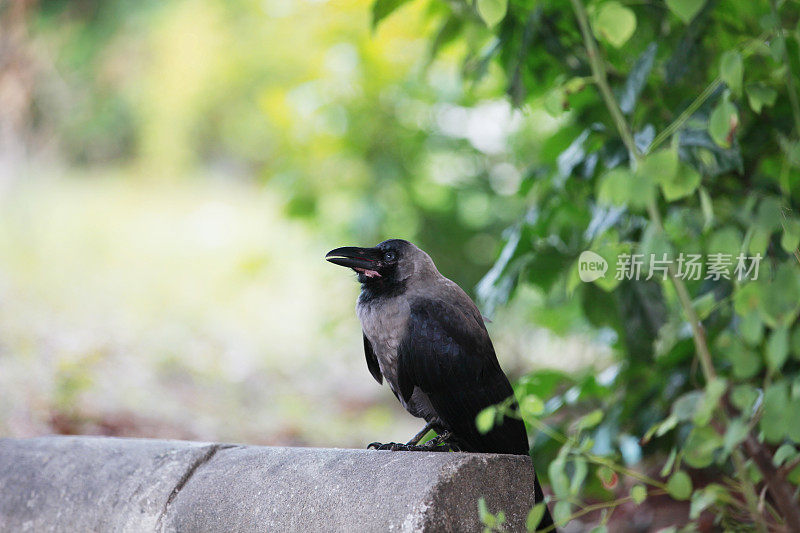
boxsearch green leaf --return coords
[672,391,703,421]
[553,500,572,526]
[544,87,566,117]
[723,418,748,455]
[779,137,800,168]
[476,406,496,434]
[728,341,762,379]
[693,378,726,427]
[631,484,647,504]
[746,83,778,113]
[654,320,681,359]
[666,0,704,24]
[692,292,716,321]
[587,240,627,292]
[667,471,693,500]
[707,226,742,257]
[740,311,763,346]
[520,395,545,417]
[683,426,723,468]
[592,2,637,48]
[773,443,798,466]
[749,226,771,255]
[570,458,588,495]
[639,148,679,185]
[708,98,738,148]
[656,414,679,437]
[549,459,570,499]
[476,0,507,27]
[690,485,722,519]
[660,447,677,477]
[577,409,604,430]
[526,503,546,532]
[720,51,743,96]
[788,399,800,443]
[661,165,702,201]
[760,382,789,444]
[770,34,786,62]
[781,219,800,253]
[597,465,618,491]
[478,497,494,527]
[789,463,800,485]
[597,168,634,207]
[766,326,789,372]
[756,197,782,231]
[731,384,758,413]
[620,43,658,114]
[699,187,714,230]
[371,0,412,29]
[759,264,800,328]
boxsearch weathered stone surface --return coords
[162,445,537,532]
[0,436,223,532]
[0,437,538,532]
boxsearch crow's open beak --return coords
[325,246,383,278]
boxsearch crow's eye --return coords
[384,251,396,262]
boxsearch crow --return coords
[326,238,554,531]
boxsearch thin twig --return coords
[572,0,719,382]
[526,418,667,489]
[648,30,772,155]
[541,490,668,532]
[648,79,721,155]
[569,0,640,160]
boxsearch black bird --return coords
[326,239,554,531]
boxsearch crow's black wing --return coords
[396,297,555,531]
[363,333,383,384]
[396,298,528,455]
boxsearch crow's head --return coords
[325,239,435,291]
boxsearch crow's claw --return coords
[366,441,415,451]
[366,439,459,452]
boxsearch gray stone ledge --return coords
[0,436,538,532]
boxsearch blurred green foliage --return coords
[25,0,555,288]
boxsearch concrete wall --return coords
[0,436,539,532]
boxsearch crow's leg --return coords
[406,421,445,446]
[424,430,462,452]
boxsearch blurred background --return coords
[0,0,606,447]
